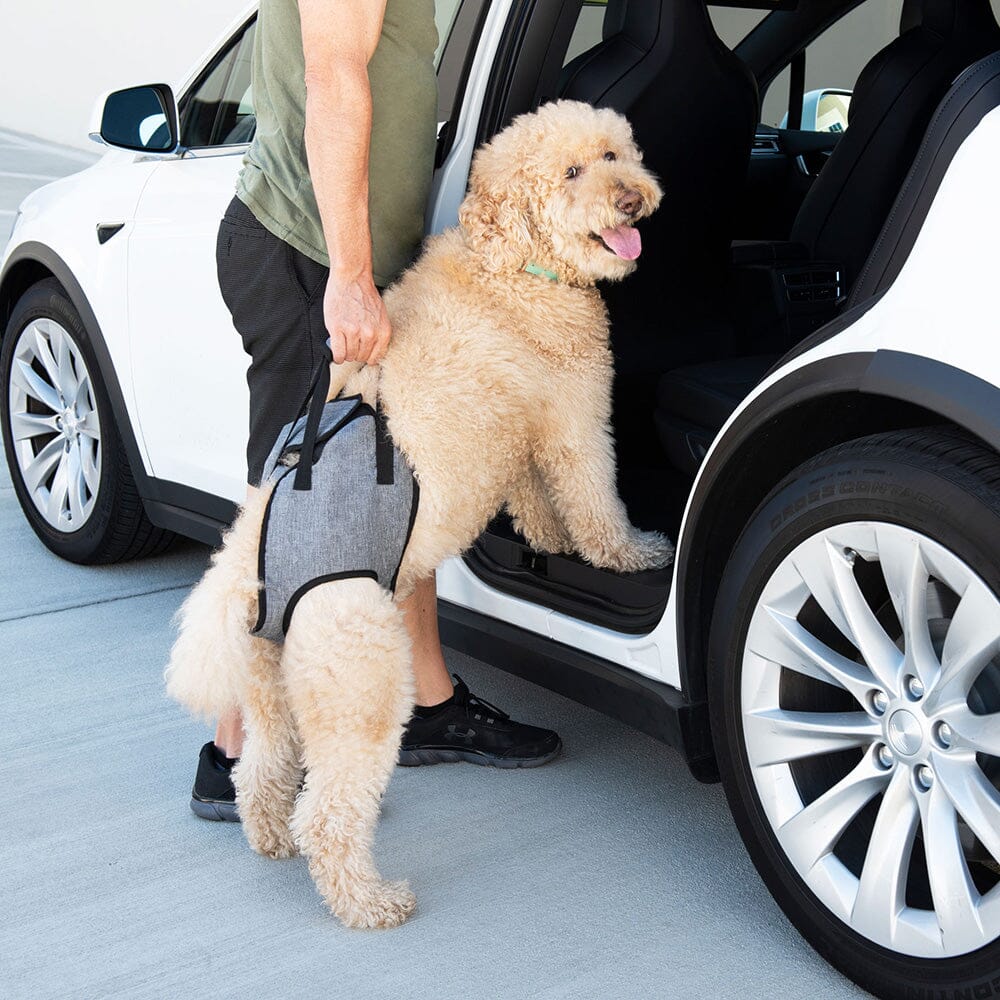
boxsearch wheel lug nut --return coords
[916,765,934,790]
[905,675,925,700]
[934,722,953,749]
[876,744,895,769]
[870,690,889,716]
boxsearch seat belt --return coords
[787,50,806,130]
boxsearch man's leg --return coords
[397,584,563,769]
[401,575,457,707]
[214,708,245,759]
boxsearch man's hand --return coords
[324,273,391,365]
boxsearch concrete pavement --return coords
[0,132,867,1000]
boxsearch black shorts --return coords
[216,196,330,486]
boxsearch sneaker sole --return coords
[397,740,562,769]
[190,796,240,822]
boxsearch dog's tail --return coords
[164,488,270,720]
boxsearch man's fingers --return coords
[353,334,374,366]
[329,330,348,365]
[370,322,391,365]
[341,327,362,364]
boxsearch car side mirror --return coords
[98,84,180,153]
[812,89,852,133]
[780,88,853,133]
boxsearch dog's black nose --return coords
[615,188,643,217]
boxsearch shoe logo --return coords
[444,725,477,744]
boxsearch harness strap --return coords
[374,403,394,485]
[293,350,332,492]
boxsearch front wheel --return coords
[1,278,174,563]
[710,428,1000,999]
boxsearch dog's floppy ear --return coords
[458,148,534,273]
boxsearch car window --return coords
[435,0,492,140]
[435,0,464,65]
[711,0,1000,132]
[708,5,768,50]
[563,0,609,67]
[179,4,485,153]
[758,0,904,130]
[180,19,256,148]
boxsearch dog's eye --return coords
[604,151,616,161]
[565,165,580,179]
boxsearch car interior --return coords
[171,0,1000,630]
[467,0,1000,629]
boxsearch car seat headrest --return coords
[916,0,998,37]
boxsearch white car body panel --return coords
[9,157,165,474]
[127,149,249,499]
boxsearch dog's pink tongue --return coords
[600,225,642,260]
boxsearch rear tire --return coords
[1,278,174,563]
[709,428,1000,999]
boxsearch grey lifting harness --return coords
[251,354,419,643]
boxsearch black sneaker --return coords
[190,741,240,822]
[399,675,562,768]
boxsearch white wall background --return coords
[0,0,249,149]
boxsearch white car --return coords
[3,2,1000,997]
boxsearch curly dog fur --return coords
[166,100,672,929]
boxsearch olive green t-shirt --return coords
[237,0,438,288]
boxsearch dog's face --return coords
[458,101,663,285]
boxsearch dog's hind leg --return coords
[231,634,302,859]
[283,579,416,929]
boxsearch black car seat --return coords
[560,0,759,454]
[656,0,1000,477]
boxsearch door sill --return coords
[464,514,670,635]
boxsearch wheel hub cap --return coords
[887,709,923,756]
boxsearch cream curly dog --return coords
[166,100,672,929]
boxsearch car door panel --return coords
[126,151,249,503]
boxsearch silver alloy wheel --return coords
[743,521,1000,959]
[7,318,102,531]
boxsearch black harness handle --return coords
[291,348,393,491]
[293,348,332,491]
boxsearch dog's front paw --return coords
[599,529,675,573]
[336,878,416,930]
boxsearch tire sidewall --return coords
[1,280,126,563]
[708,436,1000,999]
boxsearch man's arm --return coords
[299,0,391,365]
